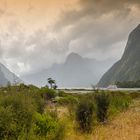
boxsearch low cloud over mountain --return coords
[22,52,115,88]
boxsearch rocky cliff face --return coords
[98,24,140,87]
[0,63,22,86]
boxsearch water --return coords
[58,88,140,94]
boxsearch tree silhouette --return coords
[47,78,56,89]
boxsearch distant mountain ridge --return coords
[22,52,115,88]
[98,24,140,87]
[0,63,22,86]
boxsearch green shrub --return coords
[0,94,35,140]
[0,106,16,139]
[95,92,110,123]
[56,96,78,106]
[109,92,132,114]
[34,113,65,140]
[58,91,68,97]
[31,93,45,114]
[76,100,94,132]
[0,86,66,140]
[34,113,57,136]
[39,88,57,100]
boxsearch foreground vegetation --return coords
[0,84,140,140]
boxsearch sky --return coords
[0,0,140,76]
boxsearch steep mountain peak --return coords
[122,24,140,58]
[130,24,140,36]
[132,24,140,34]
[136,24,140,29]
[67,52,82,60]
[65,52,83,65]
[98,25,140,87]
[0,63,22,86]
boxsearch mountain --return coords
[0,63,22,86]
[22,52,115,88]
[98,24,140,87]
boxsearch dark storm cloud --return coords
[0,0,140,76]
[53,0,140,58]
[54,0,136,30]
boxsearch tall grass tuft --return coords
[76,99,94,132]
[95,92,110,123]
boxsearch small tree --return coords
[53,84,58,90]
[95,92,110,123]
[47,78,57,89]
[76,100,94,132]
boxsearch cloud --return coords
[52,0,140,58]
[54,0,133,30]
[0,0,140,77]
[0,23,67,75]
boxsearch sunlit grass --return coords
[57,99,140,140]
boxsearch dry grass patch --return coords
[62,100,140,140]
[93,110,140,140]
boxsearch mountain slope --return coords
[0,63,22,86]
[22,52,114,88]
[98,24,140,87]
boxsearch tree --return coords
[53,84,58,90]
[47,78,57,89]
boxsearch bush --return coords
[0,106,16,139]
[58,91,68,97]
[0,86,65,140]
[109,92,132,115]
[95,92,110,123]
[76,100,94,132]
[31,93,45,114]
[34,113,65,140]
[0,94,35,140]
[56,96,78,106]
[39,88,57,100]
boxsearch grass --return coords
[93,108,140,140]
[56,97,140,140]
[0,85,140,140]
